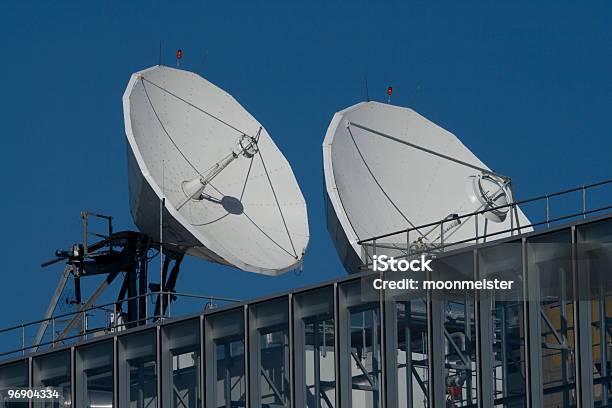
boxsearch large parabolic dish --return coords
[323,101,531,272]
[124,66,309,275]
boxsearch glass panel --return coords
[385,266,429,407]
[350,308,381,407]
[161,319,201,408]
[32,350,71,408]
[76,340,114,408]
[0,360,28,408]
[433,252,477,407]
[397,300,429,407]
[527,230,576,406]
[215,339,244,407]
[340,278,381,408]
[578,219,612,404]
[118,330,157,408]
[294,287,336,407]
[259,328,289,407]
[205,308,246,408]
[479,242,526,407]
[249,298,290,408]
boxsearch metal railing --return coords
[358,178,612,268]
[0,291,239,358]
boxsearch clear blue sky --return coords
[0,2,611,331]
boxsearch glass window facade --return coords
[339,276,381,408]
[75,340,113,408]
[527,230,576,406]
[249,298,290,408]
[384,266,430,408]
[205,308,246,408]
[479,241,526,407]
[161,319,201,408]
[578,218,612,405]
[32,350,71,408]
[0,217,610,408]
[0,360,28,408]
[118,329,158,408]
[433,252,477,407]
[293,287,336,407]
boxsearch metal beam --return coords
[347,121,511,182]
[573,225,594,407]
[333,283,341,408]
[383,298,401,408]
[288,293,294,408]
[523,238,543,407]
[427,290,445,408]
[55,270,120,342]
[33,264,73,351]
[475,248,494,408]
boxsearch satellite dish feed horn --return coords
[178,131,261,209]
[466,173,513,222]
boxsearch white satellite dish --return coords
[323,101,531,271]
[124,66,309,275]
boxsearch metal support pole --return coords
[160,196,165,321]
[199,315,205,408]
[523,238,544,407]
[465,295,473,404]
[500,305,508,401]
[373,307,381,408]
[427,279,446,407]
[475,214,479,245]
[405,302,413,408]
[333,283,341,408]
[379,277,390,408]
[573,225,594,407]
[373,239,377,259]
[582,187,587,219]
[82,211,89,256]
[314,320,321,408]
[244,305,251,407]
[546,196,550,227]
[600,285,608,406]
[475,248,494,407]
[127,265,137,327]
[70,346,76,408]
[560,265,569,407]
[288,293,294,408]
[156,325,162,408]
[113,336,118,408]
[139,252,148,325]
[513,204,522,234]
[407,230,410,260]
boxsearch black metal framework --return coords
[1,214,612,407]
